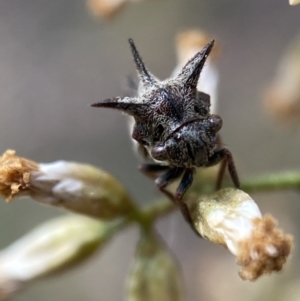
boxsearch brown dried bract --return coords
[237,214,293,281]
[0,150,38,202]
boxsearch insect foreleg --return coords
[175,168,195,200]
[139,163,170,180]
[206,148,240,190]
[155,167,200,237]
[155,167,185,189]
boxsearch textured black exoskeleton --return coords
[92,39,240,232]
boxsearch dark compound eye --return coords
[208,114,223,132]
[194,105,208,116]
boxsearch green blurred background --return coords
[0,0,300,300]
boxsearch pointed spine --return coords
[128,39,156,87]
[177,40,214,89]
[91,97,147,116]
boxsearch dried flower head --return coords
[0,150,38,201]
[188,188,293,280]
[0,150,135,219]
[237,215,292,280]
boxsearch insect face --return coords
[151,115,222,167]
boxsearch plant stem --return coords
[126,198,175,228]
[241,171,300,193]
[129,170,300,227]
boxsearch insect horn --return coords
[176,40,214,89]
[128,38,157,87]
[91,97,148,116]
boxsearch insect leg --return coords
[155,167,185,189]
[206,148,240,190]
[215,158,227,190]
[154,167,185,202]
[140,167,200,237]
[175,168,195,200]
[139,163,170,180]
[175,168,201,236]
[156,167,200,237]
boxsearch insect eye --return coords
[194,105,208,116]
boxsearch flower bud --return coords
[0,215,123,300]
[0,150,135,219]
[126,230,184,301]
[187,188,293,281]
